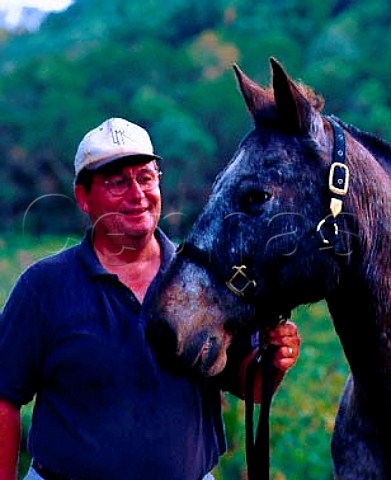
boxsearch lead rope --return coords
[245,341,279,480]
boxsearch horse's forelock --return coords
[249,82,325,132]
[294,82,325,112]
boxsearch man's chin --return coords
[111,224,157,246]
[123,225,155,239]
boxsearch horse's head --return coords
[148,58,355,376]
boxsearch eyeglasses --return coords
[104,169,162,196]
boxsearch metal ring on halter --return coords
[316,217,339,245]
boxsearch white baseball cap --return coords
[74,117,162,177]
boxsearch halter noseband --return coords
[177,241,260,300]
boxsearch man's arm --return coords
[0,399,21,480]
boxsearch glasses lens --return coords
[136,170,160,191]
[106,178,129,196]
[105,170,161,196]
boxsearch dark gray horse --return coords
[148,58,391,478]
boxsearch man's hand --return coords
[239,320,301,403]
[268,320,301,371]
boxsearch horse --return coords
[147,57,391,478]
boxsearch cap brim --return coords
[86,153,162,171]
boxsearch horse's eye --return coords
[240,190,272,213]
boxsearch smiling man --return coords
[0,117,300,480]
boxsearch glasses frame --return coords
[103,169,162,196]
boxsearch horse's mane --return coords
[336,118,391,177]
[330,118,391,315]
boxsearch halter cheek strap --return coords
[316,116,350,246]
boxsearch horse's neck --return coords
[344,122,391,177]
[334,142,391,313]
[327,267,391,406]
[329,123,391,384]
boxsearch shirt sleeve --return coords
[0,271,44,407]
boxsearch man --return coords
[0,118,300,480]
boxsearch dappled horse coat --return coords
[148,58,391,478]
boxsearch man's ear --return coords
[74,183,89,214]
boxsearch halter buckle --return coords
[226,265,257,297]
[329,162,349,196]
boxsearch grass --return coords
[0,232,350,479]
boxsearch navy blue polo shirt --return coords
[0,229,226,480]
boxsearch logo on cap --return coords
[111,128,128,146]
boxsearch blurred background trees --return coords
[0,0,389,478]
[1,0,390,237]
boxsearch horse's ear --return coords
[233,63,270,120]
[270,57,313,134]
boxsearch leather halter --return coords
[316,116,350,245]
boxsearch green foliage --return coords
[1,0,390,235]
[0,234,349,480]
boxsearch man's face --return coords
[76,160,162,246]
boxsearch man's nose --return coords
[126,179,145,199]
